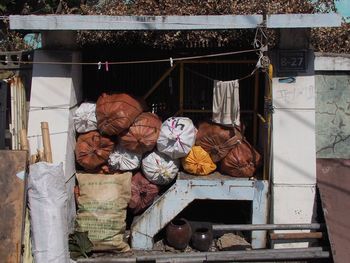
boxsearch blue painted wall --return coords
[335,0,350,21]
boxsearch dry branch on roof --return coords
[77,0,344,52]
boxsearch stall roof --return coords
[9,13,341,31]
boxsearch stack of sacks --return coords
[75,93,147,174]
[194,121,262,178]
[182,146,216,176]
[96,93,144,136]
[128,172,160,215]
[120,112,161,154]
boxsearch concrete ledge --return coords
[315,54,350,71]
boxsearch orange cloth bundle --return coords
[182,146,217,175]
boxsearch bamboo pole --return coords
[263,64,273,181]
[41,122,52,163]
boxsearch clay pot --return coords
[191,227,213,252]
[165,219,192,250]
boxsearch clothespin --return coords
[169,57,173,67]
[97,61,102,70]
[105,61,109,72]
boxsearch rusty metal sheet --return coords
[0,150,27,263]
[317,158,350,263]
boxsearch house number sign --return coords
[277,50,308,73]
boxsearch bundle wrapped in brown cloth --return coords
[75,131,114,171]
[128,172,159,215]
[220,138,262,178]
[96,93,144,136]
[120,112,162,154]
[195,122,240,162]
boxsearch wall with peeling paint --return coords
[315,69,350,158]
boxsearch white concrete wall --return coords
[27,50,82,231]
[271,75,317,248]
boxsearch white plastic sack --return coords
[28,162,70,263]
[157,117,197,159]
[108,145,142,171]
[74,102,97,133]
[142,151,180,185]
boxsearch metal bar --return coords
[253,70,259,146]
[213,223,324,231]
[179,62,184,116]
[270,232,323,240]
[182,60,257,64]
[143,64,177,100]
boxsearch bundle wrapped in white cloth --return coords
[157,117,196,159]
[73,102,97,133]
[108,145,142,171]
[142,151,180,185]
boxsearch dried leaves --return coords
[76,0,346,52]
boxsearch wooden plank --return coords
[267,13,341,28]
[0,150,27,263]
[317,158,350,263]
[10,15,263,31]
[143,65,177,100]
[270,232,323,240]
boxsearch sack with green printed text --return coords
[75,172,132,252]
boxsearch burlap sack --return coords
[96,93,144,136]
[120,112,162,154]
[195,122,240,162]
[182,146,217,175]
[75,172,132,252]
[220,139,262,178]
[128,172,159,215]
[75,131,114,171]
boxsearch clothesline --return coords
[0,48,260,66]
[184,66,258,83]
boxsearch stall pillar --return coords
[271,29,317,248]
[27,50,82,232]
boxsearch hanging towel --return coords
[212,79,240,127]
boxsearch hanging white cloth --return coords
[212,79,240,127]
